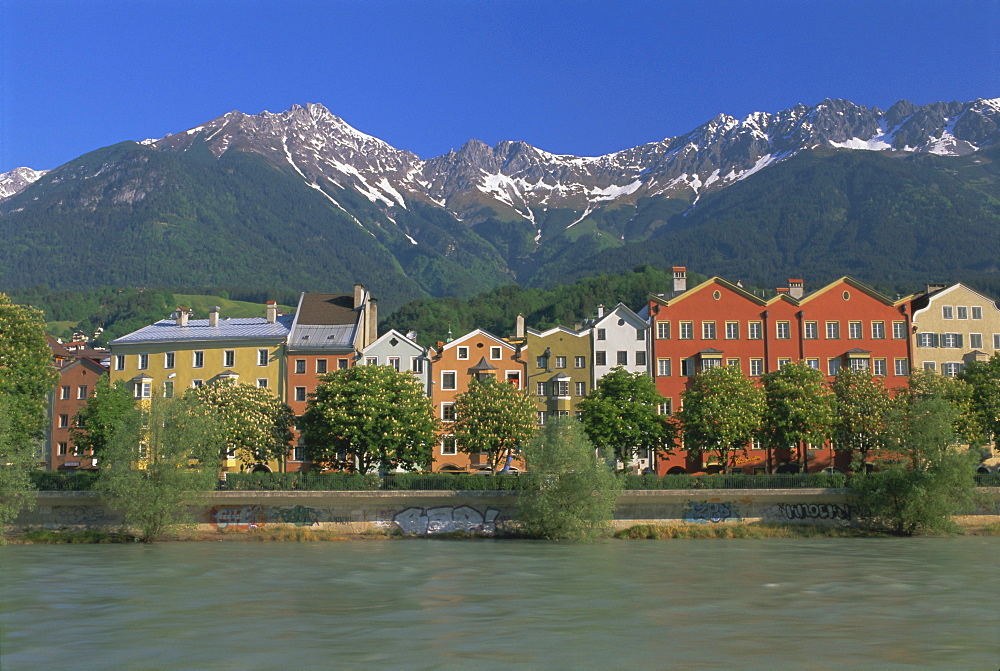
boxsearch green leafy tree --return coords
[0,294,58,529]
[850,396,982,535]
[72,377,136,457]
[680,365,765,473]
[451,376,537,472]
[830,367,893,468]
[302,365,437,473]
[517,417,622,540]
[903,369,980,446]
[761,361,835,472]
[97,394,224,541]
[956,353,1000,448]
[578,367,675,468]
[186,380,294,470]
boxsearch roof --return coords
[110,315,292,345]
[288,323,357,350]
[295,293,358,325]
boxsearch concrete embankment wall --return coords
[16,489,1000,535]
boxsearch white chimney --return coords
[788,279,805,300]
[597,304,605,319]
[266,300,277,323]
[175,307,190,326]
[209,306,220,327]
[367,298,378,346]
[516,314,525,338]
[672,266,687,293]
[354,283,365,309]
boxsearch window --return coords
[490,347,501,360]
[957,306,968,320]
[366,357,378,366]
[555,356,566,369]
[970,334,983,349]
[701,358,722,372]
[411,357,423,373]
[679,322,693,339]
[848,321,862,339]
[442,404,455,422]
[58,442,68,456]
[138,353,149,370]
[338,359,349,370]
[636,329,645,341]
[536,355,549,370]
[441,372,456,390]
[749,359,763,377]
[776,321,790,339]
[164,352,175,369]
[702,321,716,339]
[77,385,87,399]
[258,349,269,366]
[777,357,792,369]
[849,357,869,371]
[575,381,586,396]
[995,334,1000,350]
[617,351,628,366]
[191,379,203,388]
[60,385,70,400]
[575,356,586,368]
[917,332,937,348]
[895,359,909,376]
[224,350,236,368]
[942,306,954,319]
[193,351,204,368]
[595,351,607,366]
[658,399,673,416]
[635,351,647,367]
[556,381,570,397]
[294,387,307,402]
[872,322,885,339]
[156,379,171,398]
[457,346,469,360]
[941,333,963,348]
[657,358,672,377]
[826,322,840,339]
[893,321,907,339]
[681,358,695,376]
[537,411,547,425]
[597,329,606,341]
[441,437,458,456]
[536,382,547,396]
[115,354,125,371]
[257,379,268,388]
[726,358,740,370]
[923,361,937,372]
[295,359,306,374]
[873,359,887,376]
[748,322,762,340]
[135,382,151,398]
[804,322,818,340]
[943,362,962,377]
[58,414,69,428]
[725,322,739,340]
[388,357,400,371]
[316,359,328,374]
[293,446,306,462]
[506,372,521,388]
[972,306,983,320]
[828,359,841,375]
[806,358,820,370]
[656,321,671,339]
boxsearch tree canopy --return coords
[680,365,765,473]
[450,376,537,472]
[73,377,136,457]
[761,362,835,471]
[830,367,893,467]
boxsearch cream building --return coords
[910,283,1000,376]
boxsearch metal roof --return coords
[287,323,357,350]
[110,316,292,345]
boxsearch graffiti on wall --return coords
[51,506,119,526]
[767,502,853,522]
[208,504,324,529]
[393,506,501,535]
[684,501,738,524]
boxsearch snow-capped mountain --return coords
[0,167,48,199]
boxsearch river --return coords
[2,537,998,669]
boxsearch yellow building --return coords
[513,316,593,424]
[108,303,292,471]
[910,283,1000,376]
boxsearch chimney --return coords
[776,288,789,295]
[209,306,220,327]
[266,300,277,323]
[788,279,804,300]
[367,298,378,346]
[597,304,605,319]
[672,266,687,293]
[354,283,365,309]
[516,314,525,338]
[406,330,418,341]
[925,282,947,295]
[174,307,190,326]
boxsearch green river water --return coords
[2,537,998,669]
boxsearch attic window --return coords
[390,338,399,346]
[301,335,309,340]
[327,335,336,340]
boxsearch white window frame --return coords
[457,346,469,360]
[138,353,149,370]
[257,349,269,366]
[164,351,175,369]
[490,347,502,360]
[193,351,205,369]
[748,322,762,340]
[441,371,457,391]
[657,358,671,377]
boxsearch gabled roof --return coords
[363,329,426,355]
[110,316,292,345]
[910,282,1000,319]
[442,329,518,351]
[650,276,766,308]
[525,325,590,339]
[797,277,901,307]
[288,292,362,351]
[589,302,648,329]
[58,356,108,376]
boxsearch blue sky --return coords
[2,0,998,173]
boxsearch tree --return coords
[956,353,1000,448]
[578,367,675,468]
[830,367,893,468]
[761,361,835,472]
[680,365,765,473]
[850,396,982,535]
[97,394,224,541]
[450,375,537,472]
[72,377,136,457]
[186,380,294,470]
[0,294,58,529]
[904,369,980,446]
[301,365,437,473]
[517,417,622,540]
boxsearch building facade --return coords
[909,283,1000,376]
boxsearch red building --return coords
[46,336,108,470]
[648,269,910,474]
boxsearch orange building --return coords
[429,329,528,472]
[649,269,911,474]
[45,337,108,470]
